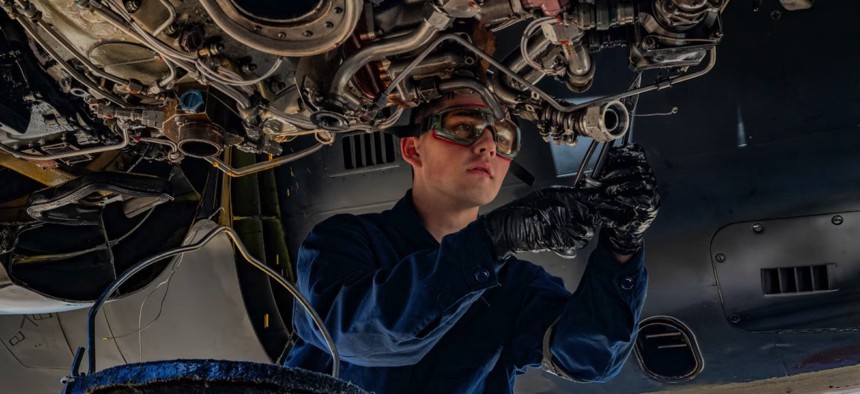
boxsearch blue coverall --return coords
[285,190,647,393]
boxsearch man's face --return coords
[404,94,512,209]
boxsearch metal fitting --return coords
[425,3,455,30]
[197,42,224,58]
[576,101,629,142]
[438,0,480,18]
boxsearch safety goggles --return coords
[425,105,521,160]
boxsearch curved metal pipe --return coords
[81,225,340,378]
[153,0,176,37]
[205,142,323,177]
[330,8,450,108]
[491,34,551,105]
[437,79,505,120]
[564,40,592,76]
[139,137,178,153]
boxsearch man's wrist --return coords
[599,228,642,257]
[612,251,634,264]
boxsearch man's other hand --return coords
[592,144,660,256]
[482,187,598,260]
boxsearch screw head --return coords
[325,21,334,28]
[770,10,782,20]
[729,315,741,324]
[642,36,657,50]
[334,7,343,14]
[302,30,313,37]
[278,32,287,39]
[715,253,726,263]
[752,223,763,233]
[832,215,844,225]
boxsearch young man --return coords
[285,91,660,393]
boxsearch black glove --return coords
[482,186,598,260]
[591,144,660,255]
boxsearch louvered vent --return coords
[761,264,834,295]
[634,316,704,382]
[342,131,397,170]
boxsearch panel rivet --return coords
[832,215,844,225]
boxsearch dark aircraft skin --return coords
[2,1,859,393]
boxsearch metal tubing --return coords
[205,143,323,177]
[34,19,126,85]
[139,137,178,153]
[331,17,444,107]
[565,40,592,76]
[153,0,176,36]
[591,140,614,180]
[573,140,599,186]
[437,79,505,120]
[91,5,252,109]
[15,17,127,106]
[567,47,717,112]
[0,125,130,161]
[84,225,341,378]
[490,34,551,105]
[380,34,717,115]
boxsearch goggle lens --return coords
[430,107,520,158]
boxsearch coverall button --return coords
[474,268,490,283]
[620,276,635,291]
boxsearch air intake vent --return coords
[634,316,704,382]
[761,264,835,295]
[342,131,397,170]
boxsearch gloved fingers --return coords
[606,144,648,166]
[600,164,655,183]
[602,145,654,179]
[603,181,659,206]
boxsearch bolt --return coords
[642,36,657,50]
[124,0,140,13]
[278,32,287,39]
[241,63,257,73]
[729,315,741,324]
[334,6,343,14]
[254,25,262,33]
[325,21,334,28]
[770,10,782,20]
[715,253,726,263]
[752,223,763,233]
[713,31,723,39]
[303,30,313,37]
[832,215,844,225]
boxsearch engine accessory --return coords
[539,100,631,145]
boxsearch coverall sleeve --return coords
[292,214,502,367]
[508,241,648,382]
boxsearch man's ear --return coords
[401,136,422,168]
